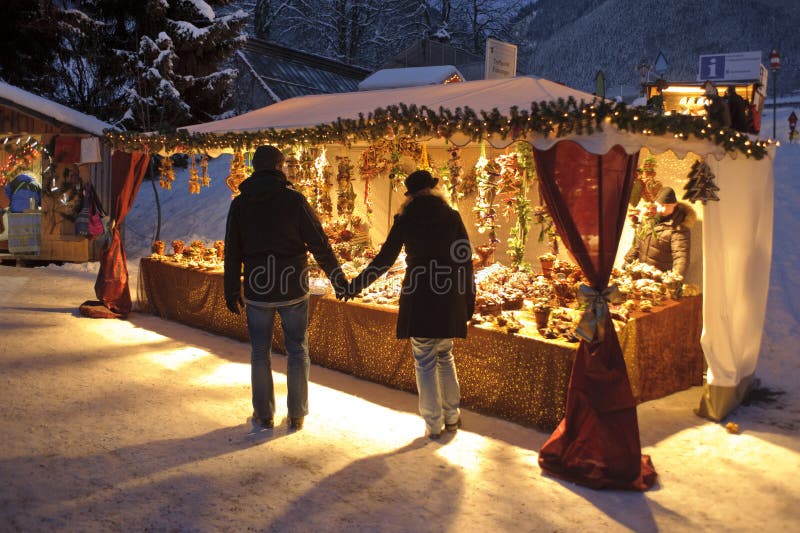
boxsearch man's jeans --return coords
[245,299,310,420]
[410,337,460,434]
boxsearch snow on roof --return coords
[0,80,113,137]
[185,76,593,134]
[358,66,464,91]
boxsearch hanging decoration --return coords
[683,160,720,204]
[533,205,559,255]
[158,154,175,189]
[104,98,771,161]
[313,147,333,219]
[1,137,43,186]
[358,136,424,214]
[188,154,201,194]
[473,141,501,248]
[297,146,316,200]
[335,155,356,217]
[200,155,210,187]
[225,151,247,198]
[629,156,662,206]
[285,147,301,182]
[446,145,471,198]
[496,144,534,269]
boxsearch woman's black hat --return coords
[404,170,438,196]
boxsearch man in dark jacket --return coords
[224,145,346,431]
[726,86,749,132]
[345,170,475,439]
[624,186,693,279]
[704,83,732,129]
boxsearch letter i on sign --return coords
[707,58,718,78]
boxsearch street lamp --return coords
[770,49,781,139]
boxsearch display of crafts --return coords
[149,239,225,271]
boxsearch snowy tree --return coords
[51,7,125,120]
[252,0,430,68]
[120,32,191,130]
[106,0,248,129]
[449,0,524,54]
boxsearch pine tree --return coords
[110,0,248,130]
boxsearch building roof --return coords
[358,66,464,91]
[239,38,371,103]
[0,81,112,136]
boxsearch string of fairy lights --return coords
[103,97,773,159]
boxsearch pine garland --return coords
[103,98,771,160]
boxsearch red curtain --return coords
[533,141,657,491]
[94,150,149,316]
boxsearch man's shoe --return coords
[289,417,304,430]
[252,413,274,429]
[427,431,441,440]
[445,418,462,432]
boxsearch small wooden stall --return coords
[1,81,114,264]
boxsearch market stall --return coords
[0,80,114,263]
[110,74,774,490]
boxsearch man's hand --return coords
[226,295,244,314]
[342,281,359,302]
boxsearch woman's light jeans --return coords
[410,337,461,434]
[245,299,309,420]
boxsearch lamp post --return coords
[770,49,781,138]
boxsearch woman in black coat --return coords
[346,170,475,439]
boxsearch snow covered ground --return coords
[1,110,798,531]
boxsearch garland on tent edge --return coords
[103,98,771,160]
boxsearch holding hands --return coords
[334,279,358,302]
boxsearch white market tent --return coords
[183,75,774,421]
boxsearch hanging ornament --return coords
[188,154,201,194]
[285,147,301,182]
[473,141,500,247]
[446,145,466,202]
[158,154,175,190]
[225,151,247,198]
[297,146,315,200]
[682,160,720,204]
[1,137,43,185]
[200,155,210,187]
[313,147,333,219]
[335,155,356,217]
[420,143,431,170]
[496,148,532,269]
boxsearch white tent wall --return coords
[697,154,774,420]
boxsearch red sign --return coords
[770,49,781,71]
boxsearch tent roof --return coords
[0,81,112,137]
[175,75,772,162]
[183,76,595,135]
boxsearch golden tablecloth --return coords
[138,258,703,429]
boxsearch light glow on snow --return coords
[148,347,212,371]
